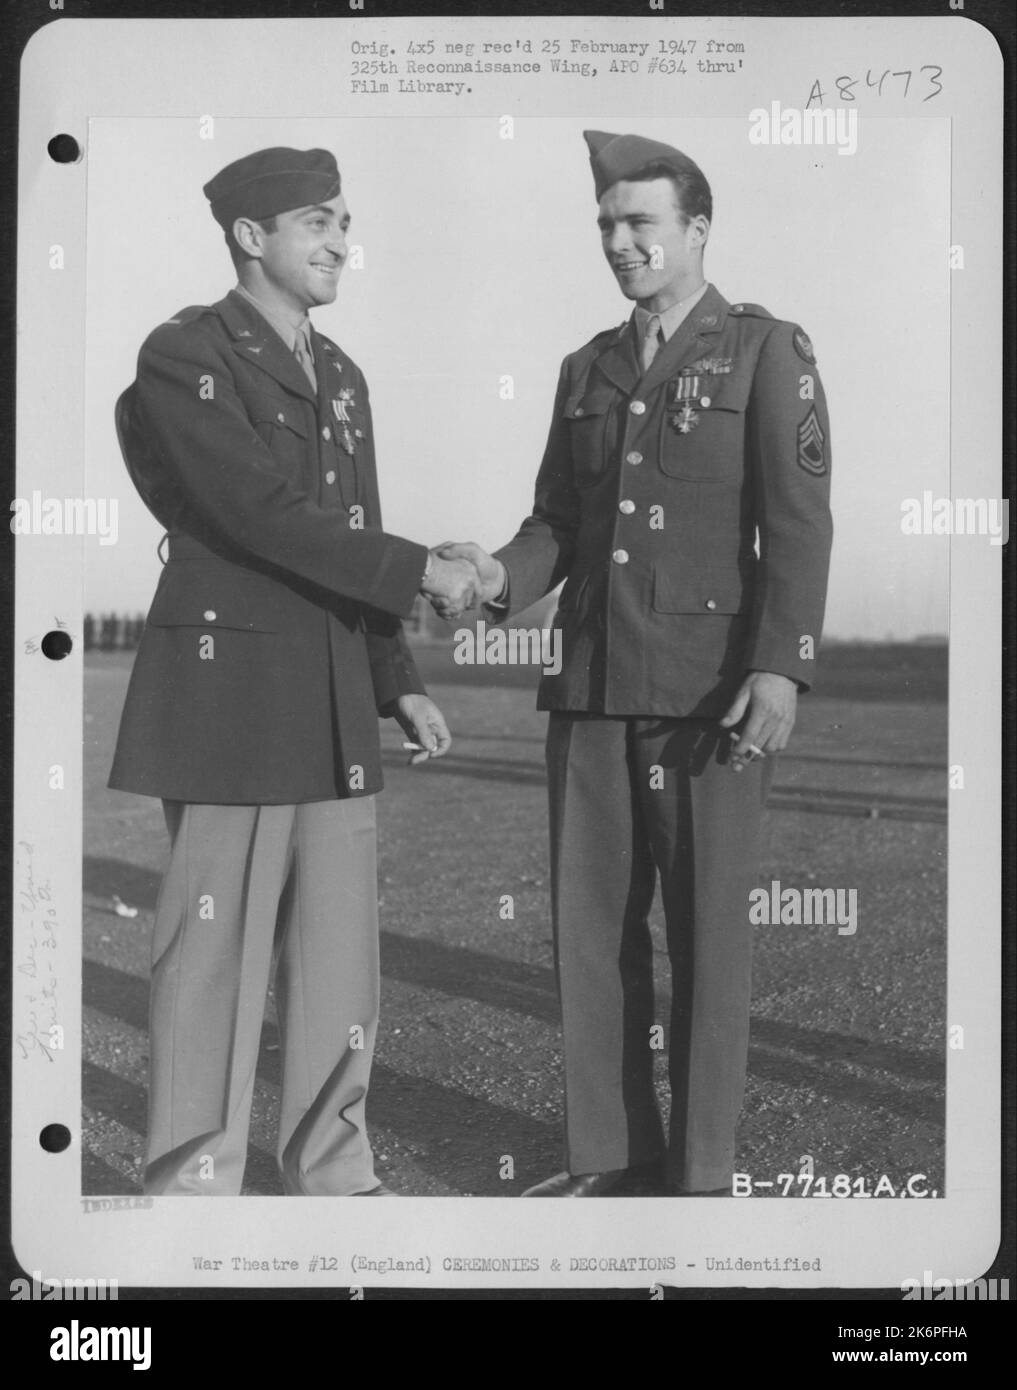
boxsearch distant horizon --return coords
[78,599,949,649]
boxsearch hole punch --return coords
[47,134,81,164]
[39,1124,71,1153]
[41,630,73,660]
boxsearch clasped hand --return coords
[420,541,506,621]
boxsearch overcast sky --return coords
[84,114,950,640]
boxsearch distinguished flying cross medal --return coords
[331,387,356,454]
[667,357,736,434]
[666,375,699,431]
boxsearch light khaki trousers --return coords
[143,797,380,1196]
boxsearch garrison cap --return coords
[583,129,706,201]
[203,148,341,229]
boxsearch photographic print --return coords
[10,8,1005,1305]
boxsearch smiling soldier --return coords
[433,131,834,1196]
[109,147,476,1195]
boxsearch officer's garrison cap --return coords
[203,148,341,229]
[583,129,707,203]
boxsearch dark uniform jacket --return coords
[108,289,429,804]
[495,285,834,717]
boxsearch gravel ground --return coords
[82,646,947,1199]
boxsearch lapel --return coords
[592,320,640,396]
[638,284,731,398]
[311,329,345,412]
[216,289,318,405]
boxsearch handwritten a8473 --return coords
[806,66,943,106]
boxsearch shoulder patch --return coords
[792,325,816,365]
[728,303,773,320]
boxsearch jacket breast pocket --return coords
[250,398,311,452]
[146,561,291,633]
[652,564,749,616]
[563,383,618,488]
[657,374,750,483]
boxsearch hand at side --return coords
[390,694,452,764]
[719,671,797,772]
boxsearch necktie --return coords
[293,325,316,390]
[641,314,663,374]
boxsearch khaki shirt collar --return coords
[235,283,312,358]
[633,280,710,343]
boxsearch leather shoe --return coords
[522,1164,663,1197]
[353,1183,398,1196]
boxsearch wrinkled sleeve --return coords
[744,322,834,689]
[492,359,582,618]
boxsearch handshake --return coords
[420,541,507,622]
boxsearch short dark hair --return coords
[225,213,278,269]
[626,159,712,225]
